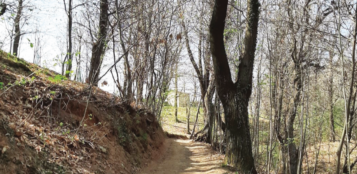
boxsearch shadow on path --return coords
[139,138,234,174]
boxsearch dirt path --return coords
[139,139,233,174]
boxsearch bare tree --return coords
[12,0,23,56]
[209,0,260,172]
[62,0,73,77]
[88,0,109,86]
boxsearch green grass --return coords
[161,105,204,123]
[160,105,205,135]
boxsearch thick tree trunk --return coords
[88,0,108,86]
[209,0,260,172]
[12,0,23,56]
[222,90,256,173]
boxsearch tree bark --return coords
[204,75,215,143]
[209,0,259,172]
[328,50,335,142]
[195,74,216,142]
[12,0,23,56]
[0,3,6,16]
[88,0,109,86]
[175,60,179,122]
[64,0,73,78]
[286,64,302,174]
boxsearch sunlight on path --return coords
[139,139,233,174]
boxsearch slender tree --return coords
[63,0,73,78]
[88,0,109,86]
[12,0,23,56]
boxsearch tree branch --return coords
[209,0,234,97]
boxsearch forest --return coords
[1,0,357,174]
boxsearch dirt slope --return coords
[139,138,234,174]
[0,50,165,174]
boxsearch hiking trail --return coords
[139,138,233,174]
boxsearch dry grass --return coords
[303,141,357,173]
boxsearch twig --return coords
[0,71,36,97]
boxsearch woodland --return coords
[1,0,357,174]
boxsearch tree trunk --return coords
[209,0,260,172]
[0,3,6,16]
[328,50,335,142]
[222,90,256,173]
[12,0,23,56]
[88,0,108,86]
[285,64,302,174]
[195,74,216,142]
[204,77,215,143]
[190,100,202,139]
[253,56,262,160]
[65,0,73,78]
[175,60,179,122]
[181,19,212,141]
[75,35,82,82]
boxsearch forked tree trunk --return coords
[209,0,260,172]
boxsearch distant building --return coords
[167,91,190,107]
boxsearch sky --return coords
[1,0,66,69]
[0,0,201,98]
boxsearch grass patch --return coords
[160,105,205,135]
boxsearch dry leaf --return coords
[74,134,79,141]
[101,81,108,86]
[15,129,23,137]
[176,33,182,40]
[35,146,42,153]
[8,122,16,130]
[2,146,9,154]
[45,139,51,145]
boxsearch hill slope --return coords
[0,50,165,174]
